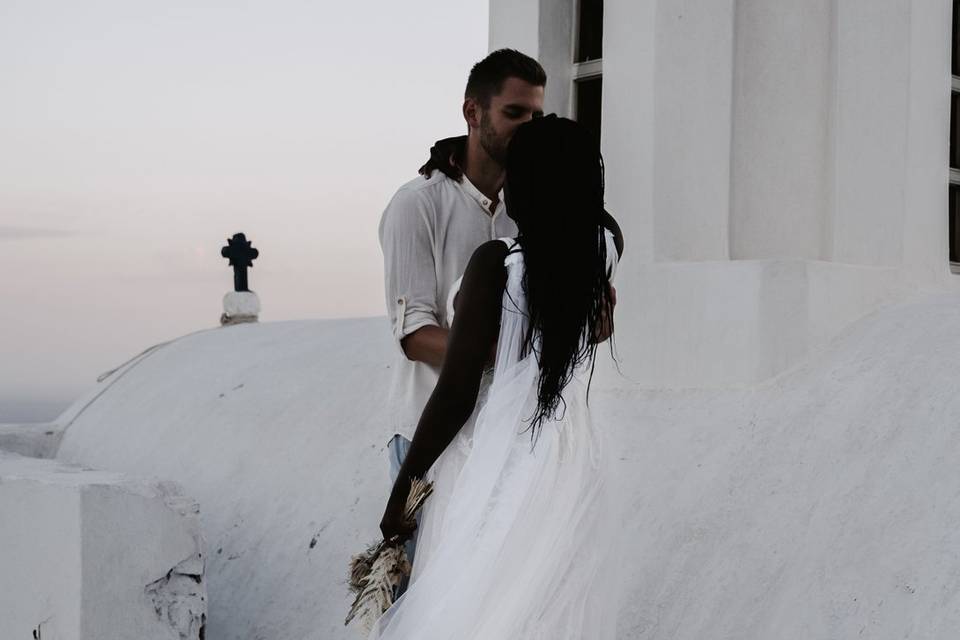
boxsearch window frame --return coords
[951,2,960,273]
[571,0,603,141]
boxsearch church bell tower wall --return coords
[489,0,955,386]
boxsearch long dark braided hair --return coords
[504,115,615,444]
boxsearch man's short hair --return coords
[465,49,547,108]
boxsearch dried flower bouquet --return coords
[345,477,433,634]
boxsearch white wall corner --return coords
[598,260,903,389]
[0,452,207,640]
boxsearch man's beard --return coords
[479,110,508,166]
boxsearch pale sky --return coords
[0,0,489,419]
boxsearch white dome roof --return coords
[58,317,396,640]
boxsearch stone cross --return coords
[220,233,259,292]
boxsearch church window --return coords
[575,0,603,62]
[573,0,603,150]
[575,76,602,150]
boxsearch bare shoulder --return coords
[464,240,510,280]
[472,239,511,263]
[454,240,509,306]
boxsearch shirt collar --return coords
[458,173,504,216]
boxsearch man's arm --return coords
[394,136,470,367]
[379,188,445,364]
[400,326,448,368]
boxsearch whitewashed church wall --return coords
[903,0,955,287]
[831,0,911,267]
[493,0,954,277]
[537,0,575,117]
[623,260,809,386]
[600,0,658,270]
[0,452,205,640]
[0,476,82,640]
[490,0,957,384]
[652,0,734,262]
[806,262,901,347]
[730,0,833,261]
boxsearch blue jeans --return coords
[387,433,422,599]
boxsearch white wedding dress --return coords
[369,230,625,640]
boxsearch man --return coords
[378,49,546,590]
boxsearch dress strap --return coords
[496,237,522,268]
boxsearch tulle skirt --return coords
[368,354,625,640]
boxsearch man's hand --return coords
[592,285,617,344]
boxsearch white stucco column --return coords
[830,0,910,267]
[602,0,657,269]
[730,0,833,260]
[902,0,954,286]
[652,0,735,262]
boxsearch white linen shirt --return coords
[379,170,518,441]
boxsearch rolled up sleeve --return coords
[379,187,440,355]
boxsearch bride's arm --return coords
[379,240,508,540]
[600,208,624,259]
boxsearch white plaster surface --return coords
[49,294,960,638]
[902,0,955,287]
[603,259,903,387]
[511,0,960,383]
[222,290,260,320]
[0,452,205,640]
[0,421,62,458]
[652,0,733,262]
[599,0,656,268]
[535,0,574,117]
[57,318,395,640]
[730,0,833,261]
[832,0,910,266]
[597,291,960,638]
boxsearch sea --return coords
[0,398,72,423]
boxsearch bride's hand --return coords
[379,482,418,543]
[592,285,617,343]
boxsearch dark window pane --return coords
[951,185,960,263]
[954,0,960,76]
[576,0,603,62]
[952,92,960,169]
[575,76,602,150]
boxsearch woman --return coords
[372,115,625,639]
